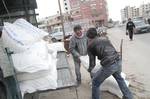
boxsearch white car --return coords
[50,31,72,42]
[50,26,72,42]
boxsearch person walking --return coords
[69,25,88,85]
[126,18,135,41]
[86,28,133,99]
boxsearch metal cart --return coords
[1,46,76,99]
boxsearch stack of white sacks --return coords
[1,19,66,97]
[80,56,129,98]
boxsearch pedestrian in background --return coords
[147,18,150,25]
[86,28,133,99]
[69,25,88,85]
[126,18,135,41]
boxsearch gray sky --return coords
[36,0,150,21]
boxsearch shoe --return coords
[130,39,133,41]
[76,80,81,87]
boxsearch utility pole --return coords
[58,0,65,40]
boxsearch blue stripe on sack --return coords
[4,27,24,46]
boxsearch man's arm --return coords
[132,22,135,28]
[126,22,128,30]
[88,50,96,72]
[69,37,80,58]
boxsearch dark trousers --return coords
[73,57,81,82]
[128,29,133,40]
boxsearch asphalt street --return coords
[108,27,150,98]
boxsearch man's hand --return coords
[88,68,91,73]
[77,56,81,63]
[126,30,128,35]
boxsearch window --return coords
[65,3,67,5]
[76,11,79,14]
[65,7,68,10]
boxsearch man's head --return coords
[73,25,82,37]
[128,18,131,21]
[86,28,98,39]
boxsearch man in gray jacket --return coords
[69,25,88,85]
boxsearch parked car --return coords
[134,20,150,34]
[50,27,72,42]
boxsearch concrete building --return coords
[121,2,150,22]
[38,13,71,33]
[139,3,150,18]
[121,7,129,22]
[63,0,108,26]
[63,0,71,14]
[121,6,140,22]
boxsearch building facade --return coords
[63,0,71,14]
[121,6,140,22]
[38,13,71,33]
[139,3,150,18]
[63,0,108,26]
[121,2,150,22]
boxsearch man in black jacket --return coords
[86,28,133,99]
[126,18,135,41]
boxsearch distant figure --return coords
[69,25,88,86]
[86,28,133,99]
[126,18,135,41]
[147,18,150,25]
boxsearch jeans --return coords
[92,60,133,99]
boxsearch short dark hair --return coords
[86,28,97,39]
[128,18,131,21]
[73,25,82,32]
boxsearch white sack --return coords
[1,22,39,53]
[101,73,129,98]
[47,42,66,53]
[16,53,57,81]
[14,18,48,39]
[2,29,30,53]
[12,41,50,73]
[18,53,57,97]
[80,55,129,98]
[3,22,38,45]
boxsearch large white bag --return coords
[47,42,66,53]
[12,41,50,73]
[16,53,57,82]
[2,29,30,53]
[2,22,39,53]
[14,18,48,39]
[19,53,58,97]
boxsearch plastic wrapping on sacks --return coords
[47,42,66,53]
[2,23,39,53]
[11,41,50,73]
[19,54,58,97]
[14,18,48,39]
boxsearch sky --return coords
[36,0,150,21]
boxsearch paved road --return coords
[108,27,150,98]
